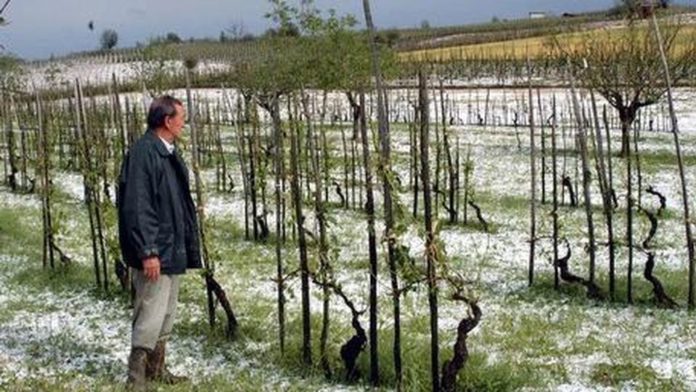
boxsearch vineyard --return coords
[2,1,696,391]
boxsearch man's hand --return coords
[142,256,161,282]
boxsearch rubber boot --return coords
[147,340,188,384]
[127,347,149,392]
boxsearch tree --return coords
[618,0,640,11]
[649,8,695,308]
[100,29,118,51]
[558,18,695,301]
[0,0,12,48]
[226,20,248,40]
[0,54,22,88]
[234,0,397,379]
[264,0,301,37]
[614,0,668,17]
[0,0,10,24]
[557,21,695,157]
[165,32,182,44]
[375,29,400,48]
[362,0,403,388]
[418,68,440,392]
[130,44,176,95]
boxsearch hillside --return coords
[401,14,696,61]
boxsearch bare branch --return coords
[0,0,11,16]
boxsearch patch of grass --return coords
[0,298,60,324]
[517,267,690,309]
[349,321,533,390]
[475,191,528,214]
[177,286,530,391]
[0,200,127,301]
[0,371,341,392]
[0,375,119,392]
[639,150,696,171]
[482,306,584,357]
[442,217,500,235]
[8,262,109,298]
[25,334,121,376]
[455,353,533,391]
[0,206,42,259]
[590,362,679,390]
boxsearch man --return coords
[117,95,202,390]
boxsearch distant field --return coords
[393,13,610,52]
[394,6,696,51]
[401,22,696,62]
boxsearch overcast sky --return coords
[0,0,694,60]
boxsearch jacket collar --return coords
[146,129,174,157]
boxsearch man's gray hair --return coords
[147,95,183,130]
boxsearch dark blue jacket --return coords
[117,129,202,274]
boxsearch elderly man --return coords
[117,95,201,390]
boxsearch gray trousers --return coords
[131,269,181,350]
